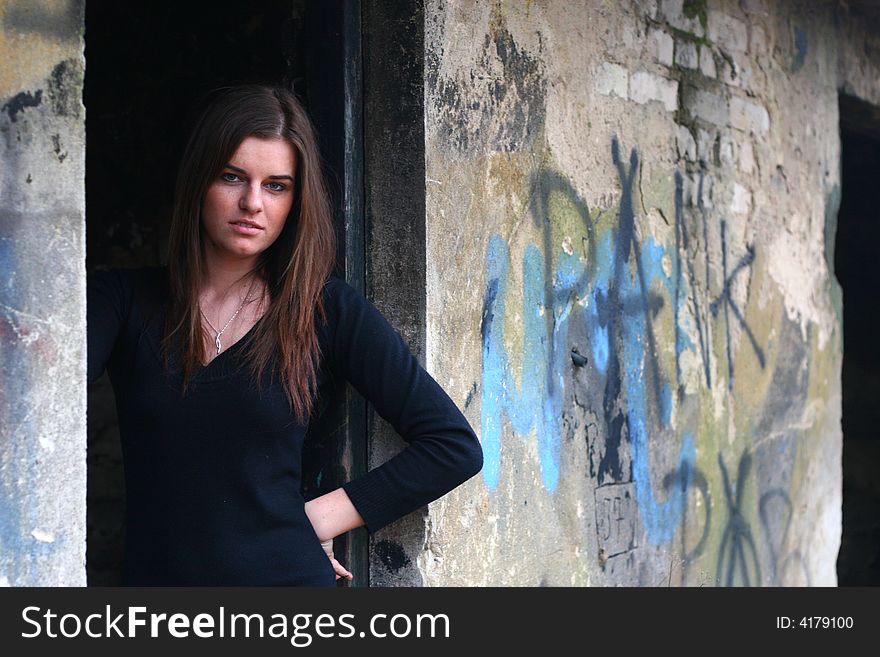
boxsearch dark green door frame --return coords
[300,0,368,587]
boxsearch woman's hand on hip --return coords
[321,538,353,581]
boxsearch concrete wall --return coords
[0,0,86,585]
[420,0,877,586]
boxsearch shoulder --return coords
[317,275,403,356]
[321,274,358,302]
[319,274,372,320]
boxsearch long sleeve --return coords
[87,268,130,384]
[320,277,483,534]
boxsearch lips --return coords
[229,219,264,230]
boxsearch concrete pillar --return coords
[0,0,86,586]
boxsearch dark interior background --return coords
[836,95,880,586]
[84,0,356,585]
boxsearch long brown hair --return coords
[162,84,337,424]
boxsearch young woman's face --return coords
[201,136,297,266]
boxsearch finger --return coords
[330,558,353,580]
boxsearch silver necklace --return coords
[199,278,257,355]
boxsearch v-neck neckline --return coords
[137,267,273,384]
[199,315,265,369]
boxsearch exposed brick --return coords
[731,183,752,215]
[720,134,735,167]
[681,173,712,208]
[660,0,705,38]
[735,54,761,91]
[708,11,748,53]
[675,41,699,69]
[699,47,717,78]
[740,0,770,17]
[681,172,697,206]
[629,71,678,112]
[676,124,697,161]
[698,172,714,209]
[688,89,728,126]
[595,62,628,99]
[738,139,755,174]
[620,21,638,50]
[713,50,762,92]
[696,127,714,165]
[718,56,743,88]
[649,29,674,67]
[750,25,769,56]
[681,171,715,208]
[730,96,770,134]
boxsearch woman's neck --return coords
[200,251,262,300]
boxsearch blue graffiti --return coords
[481,238,562,491]
[481,138,701,544]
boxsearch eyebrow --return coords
[224,163,294,181]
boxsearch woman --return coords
[87,84,483,586]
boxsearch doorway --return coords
[84,0,366,585]
[835,94,880,585]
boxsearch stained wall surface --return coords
[418,0,878,586]
[0,0,86,585]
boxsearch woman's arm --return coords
[303,487,364,542]
[319,277,483,534]
[304,488,363,581]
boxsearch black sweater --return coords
[87,266,482,586]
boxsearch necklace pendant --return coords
[215,334,222,355]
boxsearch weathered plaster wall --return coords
[0,0,86,585]
[422,0,874,586]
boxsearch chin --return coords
[218,245,263,260]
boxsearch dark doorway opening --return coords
[836,94,880,585]
[84,0,366,585]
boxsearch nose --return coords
[239,182,263,214]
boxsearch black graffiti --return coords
[463,382,478,409]
[594,483,638,558]
[528,165,613,476]
[716,452,761,586]
[527,139,682,489]
[609,138,668,422]
[663,463,712,586]
[674,171,713,392]
[710,220,766,391]
[674,177,766,394]
[759,489,811,586]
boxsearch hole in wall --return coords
[835,93,880,586]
